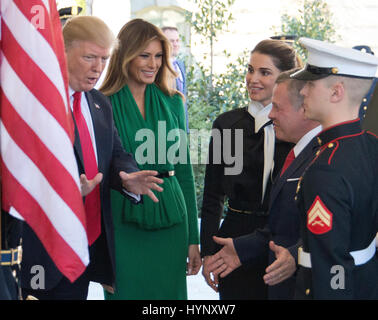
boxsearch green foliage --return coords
[276,0,339,60]
[185,52,249,210]
[186,52,249,129]
[186,0,236,87]
[185,0,248,213]
[188,0,235,41]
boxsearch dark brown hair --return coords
[252,39,302,72]
[276,68,306,110]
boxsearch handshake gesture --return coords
[202,236,296,292]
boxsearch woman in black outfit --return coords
[200,39,301,300]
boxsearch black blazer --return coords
[234,137,318,299]
[21,89,140,290]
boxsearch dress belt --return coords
[298,238,376,268]
[156,170,175,179]
[227,206,268,216]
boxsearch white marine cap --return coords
[291,37,378,80]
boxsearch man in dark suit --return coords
[204,69,321,299]
[162,26,189,132]
[20,16,163,300]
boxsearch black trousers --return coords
[21,270,90,300]
[216,211,268,300]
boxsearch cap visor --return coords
[290,68,329,80]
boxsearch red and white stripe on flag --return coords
[0,0,89,282]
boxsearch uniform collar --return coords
[316,118,362,146]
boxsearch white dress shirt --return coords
[248,101,275,203]
[293,125,322,157]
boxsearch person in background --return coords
[162,26,189,133]
[200,39,301,300]
[204,68,321,299]
[57,0,83,26]
[20,16,163,300]
[100,18,201,300]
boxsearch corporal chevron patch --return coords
[307,196,333,234]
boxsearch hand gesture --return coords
[80,173,103,196]
[208,236,241,278]
[263,241,296,286]
[119,170,163,203]
[202,236,241,292]
[202,256,219,292]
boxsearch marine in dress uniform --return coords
[292,38,378,299]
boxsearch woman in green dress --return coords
[100,19,201,300]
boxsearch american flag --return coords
[0,0,89,282]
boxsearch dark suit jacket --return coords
[234,137,319,299]
[21,89,140,290]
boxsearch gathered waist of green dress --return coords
[112,175,187,230]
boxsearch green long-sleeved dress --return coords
[105,84,199,300]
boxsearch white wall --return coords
[92,0,131,36]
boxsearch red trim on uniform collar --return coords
[328,140,339,165]
[311,131,364,167]
[329,131,364,143]
[317,118,361,136]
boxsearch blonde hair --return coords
[100,19,178,97]
[63,16,116,50]
[324,76,373,107]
